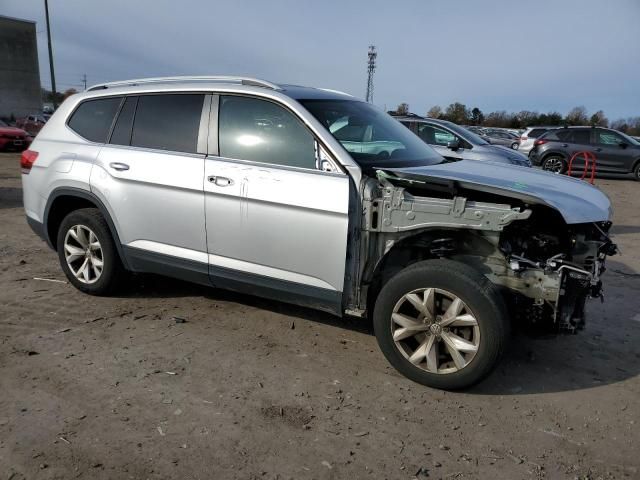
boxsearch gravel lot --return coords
[1,152,639,479]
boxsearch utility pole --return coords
[44,0,58,108]
[82,74,87,90]
[365,45,377,103]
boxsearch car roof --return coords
[83,76,355,102]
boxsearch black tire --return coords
[541,155,566,174]
[511,142,519,150]
[633,162,640,182]
[373,259,509,390]
[56,208,125,295]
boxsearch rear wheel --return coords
[542,155,566,174]
[373,259,509,390]
[56,208,125,295]
[511,142,519,150]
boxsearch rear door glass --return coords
[68,97,122,143]
[130,94,205,154]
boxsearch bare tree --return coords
[427,105,443,119]
[565,106,589,125]
[396,103,410,115]
[444,102,470,124]
[589,110,608,127]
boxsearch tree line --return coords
[393,102,640,136]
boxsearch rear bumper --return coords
[26,216,49,245]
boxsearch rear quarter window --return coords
[527,128,548,138]
[68,97,122,143]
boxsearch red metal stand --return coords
[567,151,596,184]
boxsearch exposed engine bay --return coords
[349,169,618,334]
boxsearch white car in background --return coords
[519,126,557,155]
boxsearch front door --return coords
[204,95,350,313]
[592,129,633,173]
[416,123,464,161]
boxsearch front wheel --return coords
[373,260,509,390]
[633,162,640,182]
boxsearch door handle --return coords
[208,175,234,187]
[109,162,130,171]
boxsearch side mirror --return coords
[619,142,628,149]
[447,139,461,151]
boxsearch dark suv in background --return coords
[530,126,640,180]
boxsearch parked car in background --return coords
[529,126,640,180]
[16,114,48,135]
[519,126,557,155]
[395,116,530,166]
[0,119,31,151]
[483,129,520,150]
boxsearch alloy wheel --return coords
[63,225,104,284]
[391,288,480,374]
[543,157,564,173]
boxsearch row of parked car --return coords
[0,114,50,152]
[389,114,640,180]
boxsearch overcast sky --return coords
[3,0,640,120]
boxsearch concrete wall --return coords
[0,16,42,120]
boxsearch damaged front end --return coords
[353,169,617,334]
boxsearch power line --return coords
[44,0,57,107]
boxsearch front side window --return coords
[131,94,205,154]
[219,95,316,169]
[300,100,443,168]
[68,97,122,143]
[596,130,624,146]
[417,124,456,146]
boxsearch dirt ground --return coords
[0,152,638,480]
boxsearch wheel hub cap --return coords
[390,288,480,375]
[63,224,104,284]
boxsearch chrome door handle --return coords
[208,175,234,187]
[109,162,130,171]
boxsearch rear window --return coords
[527,128,548,138]
[130,94,205,154]
[68,97,122,143]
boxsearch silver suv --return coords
[22,76,617,390]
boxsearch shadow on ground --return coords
[119,256,640,397]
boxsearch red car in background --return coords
[0,120,31,151]
[16,114,47,135]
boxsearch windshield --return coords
[618,131,640,146]
[443,122,489,145]
[300,100,443,168]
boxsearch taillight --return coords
[534,139,548,146]
[20,149,38,174]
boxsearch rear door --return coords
[203,94,350,313]
[91,93,210,272]
[592,129,633,172]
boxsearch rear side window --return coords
[219,95,316,169]
[68,97,122,143]
[131,94,205,154]
[110,96,137,146]
[567,129,591,144]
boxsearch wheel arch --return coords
[364,228,497,315]
[43,187,130,269]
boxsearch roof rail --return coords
[86,76,281,92]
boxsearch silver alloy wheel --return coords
[511,142,519,150]
[391,288,480,374]
[543,157,564,173]
[64,224,104,284]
